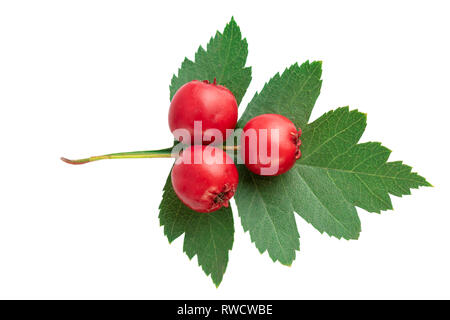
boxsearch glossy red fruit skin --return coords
[241,114,302,176]
[171,145,239,213]
[169,80,238,144]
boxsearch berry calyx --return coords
[171,145,239,213]
[169,79,238,144]
[240,114,302,176]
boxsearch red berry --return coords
[169,79,238,144]
[171,145,239,213]
[240,114,302,176]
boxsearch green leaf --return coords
[235,66,430,264]
[160,18,251,286]
[170,17,252,105]
[238,61,322,128]
[159,174,234,287]
[299,110,431,212]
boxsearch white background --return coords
[0,0,448,299]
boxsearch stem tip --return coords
[60,157,88,165]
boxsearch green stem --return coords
[61,147,174,165]
[61,145,240,165]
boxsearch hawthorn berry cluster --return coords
[168,79,303,213]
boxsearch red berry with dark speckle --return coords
[171,145,239,213]
[241,114,302,176]
[169,79,238,144]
